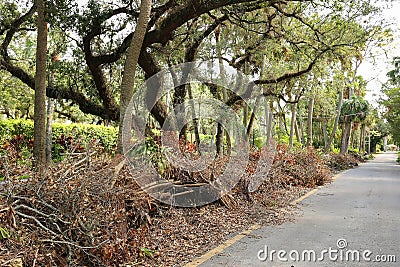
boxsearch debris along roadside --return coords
[0,146,362,266]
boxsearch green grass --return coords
[397,152,400,163]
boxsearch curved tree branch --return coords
[0,58,117,120]
[1,3,37,59]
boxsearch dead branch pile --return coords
[324,152,361,172]
[267,145,333,188]
[0,143,364,266]
[0,153,155,266]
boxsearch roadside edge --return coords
[184,168,351,266]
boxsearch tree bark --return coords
[322,120,328,149]
[306,96,314,147]
[117,0,152,153]
[340,120,352,154]
[46,98,54,163]
[215,25,227,156]
[350,124,356,151]
[266,101,274,144]
[289,102,297,148]
[295,116,301,143]
[266,105,274,145]
[187,83,201,151]
[325,89,343,152]
[297,113,305,145]
[45,57,57,163]
[216,123,224,156]
[33,0,47,169]
[246,96,261,136]
[359,123,365,153]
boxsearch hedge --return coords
[0,119,118,155]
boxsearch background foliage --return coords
[0,119,118,160]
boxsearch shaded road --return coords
[199,152,400,266]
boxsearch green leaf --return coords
[139,247,154,258]
[0,227,11,239]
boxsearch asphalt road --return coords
[199,152,400,267]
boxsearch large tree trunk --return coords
[215,27,227,157]
[306,96,314,147]
[340,80,355,154]
[33,0,48,170]
[350,124,356,150]
[322,120,328,149]
[340,120,352,154]
[117,0,152,153]
[45,57,57,163]
[46,98,54,163]
[289,102,297,148]
[264,100,270,140]
[383,136,388,152]
[325,89,343,152]
[246,97,261,136]
[187,83,201,152]
[264,101,274,144]
[216,123,224,156]
[295,115,301,143]
[297,113,305,145]
[276,102,286,143]
[359,123,366,153]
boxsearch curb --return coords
[184,169,349,266]
[184,224,261,267]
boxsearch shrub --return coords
[0,119,118,160]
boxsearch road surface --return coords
[198,152,400,266]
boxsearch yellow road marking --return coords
[291,169,348,206]
[332,169,349,181]
[289,188,318,206]
[185,169,349,266]
[184,224,261,267]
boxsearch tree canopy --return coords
[0,0,397,156]
[381,57,400,145]
[0,0,387,121]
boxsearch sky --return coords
[357,1,400,106]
